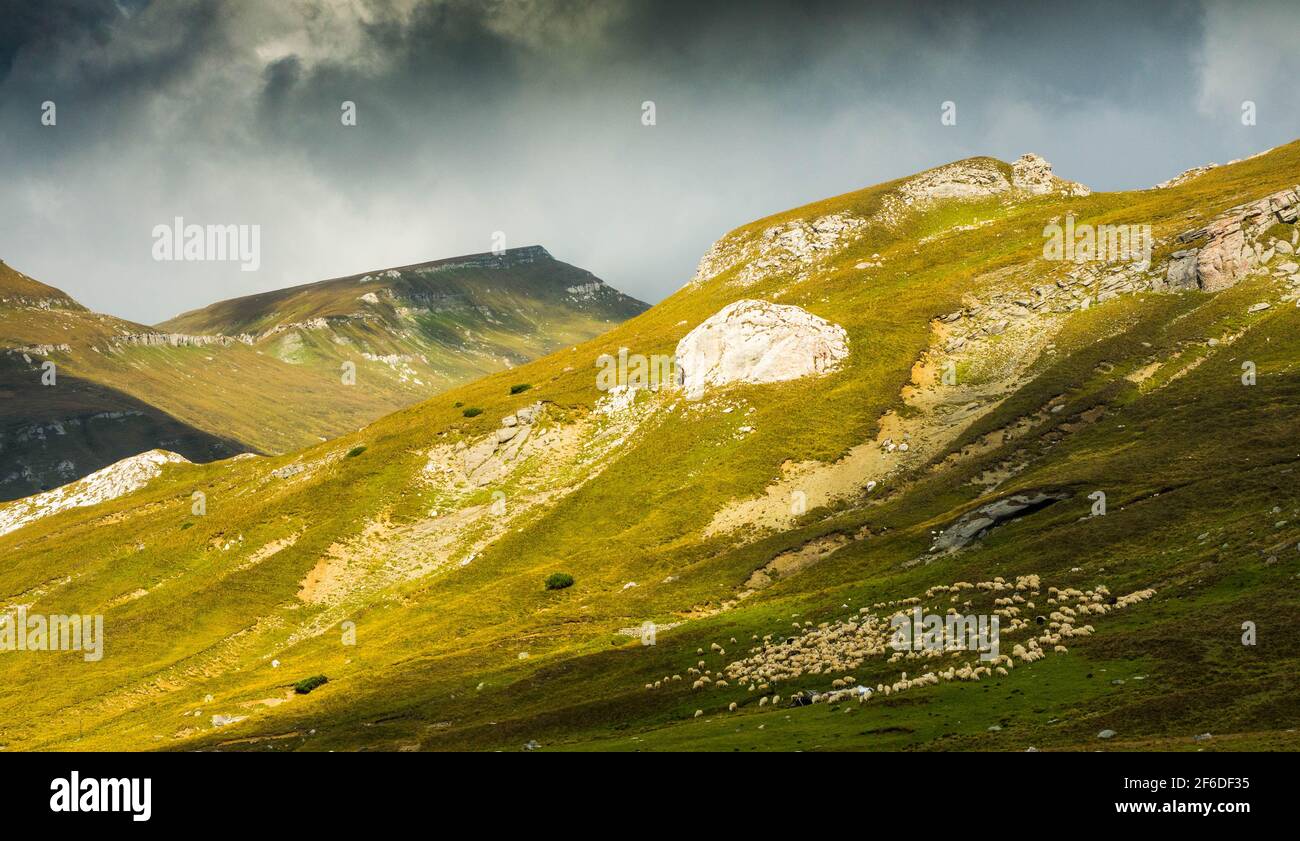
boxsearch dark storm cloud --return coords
[0,0,116,79]
[0,0,1296,323]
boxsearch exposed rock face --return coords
[675,299,849,400]
[899,159,1011,203]
[458,402,543,485]
[1166,186,1300,292]
[1155,163,1219,190]
[1011,153,1091,196]
[0,449,188,537]
[929,491,1070,554]
[893,155,1087,208]
[936,258,1162,352]
[875,155,1087,229]
[5,343,71,356]
[690,155,1086,289]
[111,332,254,348]
[691,213,866,287]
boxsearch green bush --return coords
[509,383,532,395]
[1263,221,1294,242]
[345,445,367,458]
[544,572,575,591]
[293,675,329,694]
[462,407,484,418]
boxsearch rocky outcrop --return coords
[254,315,383,343]
[675,299,849,400]
[872,155,1087,229]
[1155,164,1219,190]
[0,295,82,311]
[0,449,188,538]
[895,154,1087,210]
[937,259,1160,352]
[691,213,866,287]
[941,186,1300,344]
[690,155,1085,288]
[1011,153,1091,196]
[1165,186,1300,292]
[458,402,544,485]
[929,491,1070,554]
[6,343,71,357]
[111,332,255,348]
[899,159,1011,203]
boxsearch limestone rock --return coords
[1165,250,1200,291]
[1154,163,1219,189]
[1011,153,1091,196]
[899,159,1011,203]
[1167,185,1300,292]
[675,299,849,400]
[691,213,866,287]
[0,449,190,538]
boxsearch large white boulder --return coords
[675,299,849,400]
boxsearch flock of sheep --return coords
[642,573,1157,718]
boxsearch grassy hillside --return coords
[0,248,646,499]
[1,145,1297,752]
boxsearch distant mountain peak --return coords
[348,245,556,283]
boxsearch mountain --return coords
[2,144,1298,751]
[157,245,647,393]
[0,262,246,500]
[0,248,646,500]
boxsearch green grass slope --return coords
[1,146,1298,752]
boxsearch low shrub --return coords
[544,572,574,591]
[293,675,329,694]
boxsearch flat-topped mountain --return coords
[160,245,643,341]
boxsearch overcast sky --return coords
[1,0,1297,324]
